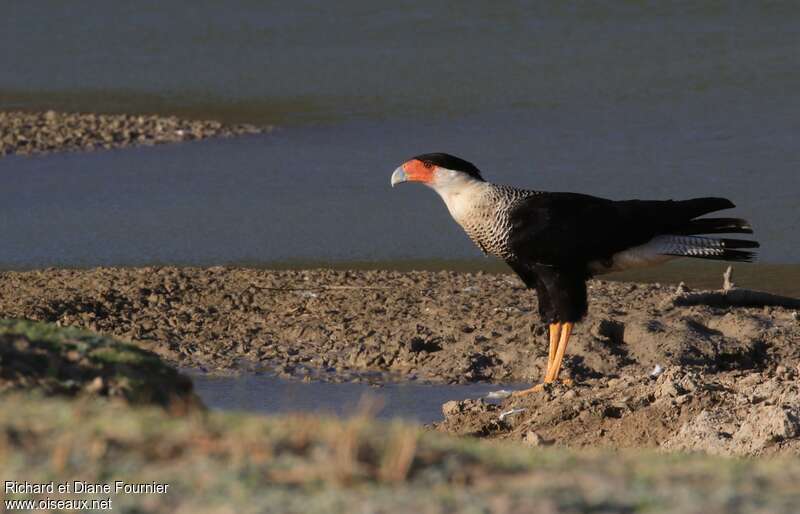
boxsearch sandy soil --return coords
[0,267,798,455]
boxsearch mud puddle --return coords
[190,371,522,424]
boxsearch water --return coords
[1,3,797,269]
[3,2,800,127]
[0,118,796,270]
[190,372,519,424]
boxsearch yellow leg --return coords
[545,322,573,383]
[512,322,564,397]
[547,322,562,374]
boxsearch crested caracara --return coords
[391,152,759,395]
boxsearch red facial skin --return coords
[402,159,435,183]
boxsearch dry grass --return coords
[2,394,800,513]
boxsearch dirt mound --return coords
[435,366,800,456]
[0,318,200,410]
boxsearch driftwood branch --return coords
[674,266,800,309]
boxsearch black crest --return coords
[412,153,484,181]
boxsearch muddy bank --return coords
[1,267,799,455]
[0,110,266,156]
[436,365,800,457]
[0,268,797,384]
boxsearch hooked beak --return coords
[391,159,435,187]
[390,166,407,187]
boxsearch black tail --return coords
[665,197,759,262]
[678,197,736,219]
[674,217,754,235]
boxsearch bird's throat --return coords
[432,180,489,226]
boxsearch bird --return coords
[390,152,759,395]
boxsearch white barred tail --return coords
[590,234,759,274]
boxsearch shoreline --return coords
[0,110,270,157]
[1,265,799,455]
[2,260,797,298]
[0,266,796,378]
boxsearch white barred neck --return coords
[427,169,491,224]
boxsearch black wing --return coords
[507,192,735,268]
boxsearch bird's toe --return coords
[512,383,547,396]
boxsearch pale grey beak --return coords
[390,166,407,187]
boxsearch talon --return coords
[512,378,574,397]
[512,383,547,396]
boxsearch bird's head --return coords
[390,153,484,190]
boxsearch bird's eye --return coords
[422,161,434,169]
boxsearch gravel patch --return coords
[0,110,267,156]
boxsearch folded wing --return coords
[507,193,758,269]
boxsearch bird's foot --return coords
[511,383,546,397]
[511,378,574,397]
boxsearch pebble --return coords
[485,390,513,399]
[650,364,665,379]
[442,400,462,417]
[498,408,526,421]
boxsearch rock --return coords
[733,405,800,453]
[84,376,105,394]
[523,430,546,447]
[442,400,462,418]
[655,369,699,399]
[656,377,683,399]
[662,409,735,455]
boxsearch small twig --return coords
[722,266,734,292]
[674,267,800,309]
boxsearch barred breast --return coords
[452,184,540,261]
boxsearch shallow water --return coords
[190,372,519,424]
